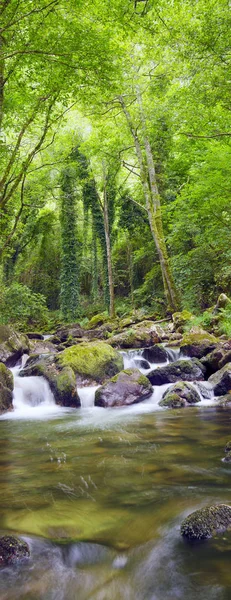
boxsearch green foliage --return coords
[0,284,48,329]
[184,311,215,333]
[218,304,231,337]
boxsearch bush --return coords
[0,283,49,330]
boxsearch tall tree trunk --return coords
[103,179,115,319]
[119,94,179,312]
[0,34,4,134]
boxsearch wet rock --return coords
[159,382,200,408]
[147,358,205,386]
[20,355,80,408]
[201,348,226,377]
[142,344,168,364]
[29,340,58,355]
[0,536,30,565]
[0,325,29,366]
[222,451,231,463]
[108,321,166,349]
[26,332,44,340]
[224,441,231,453]
[57,341,123,384]
[180,330,217,359]
[95,368,153,407]
[0,363,14,414]
[209,363,231,396]
[133,358,150,370]
[181,504,231,540]
[216,394,231,407]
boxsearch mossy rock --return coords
[57,341,123,383]
[181,504,231,540]
[86,314,109,329]
[180,331,217,359]
[0,325,29,366]
[20,355,80,408]
[107,321,164,349]
[159,382,200,408]
[209,363,231,396]
[0,363,14,414]
[172,310,193,331]
[0,536,30,565]
[147,358,205,386]
[95,368,153,407]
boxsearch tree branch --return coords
[1,1,59,33]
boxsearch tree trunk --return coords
[0,35,4,134]
[103,181,115,319]
[119,94,179,312]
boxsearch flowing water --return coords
[0,350,231,599]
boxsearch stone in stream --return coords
[20,355,80,408]
[216,394,231,407]
[208,363,231,396]
[95,368,153,408]
[159,382,200,409]
[142,344,168,364]
[180,331,217,359]
[0,325,29,366]
[0,536,30,565]
[222,451,231,463]
[181,504,231,540]
[0,363,14,414]
[147,358,205,386]
[133,358,150,370]
[224,441,231,453]
[57,341,123,384]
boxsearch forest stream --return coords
[0,350,231,600]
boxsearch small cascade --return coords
[78,386,99,408]
[121,349,144,370]
[166,347,180,362]
[13,375,55,409]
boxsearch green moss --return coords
[160,393,185,408]
[0,363,13,390]
[182,332,217,345]
[87,313,108,329]
[137,374,151,388]
[57,341,123,382]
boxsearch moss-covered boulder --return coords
[107,321,166,349]
[95,368,153,407]
[142,344,168,364]
[159,382,200,408]
[147,358,205,386]
[0,325,29,366]
[0,363,14,414]
[0,536,30,565]
[181,504,231,540]
[172,310,193,331]
[20,355,80,408]
[86,313,110,329]
[57,341,123,384]
[180,331,217,359]
[215,293,231,311]
[209,363,231,396]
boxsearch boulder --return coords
[55,324,84,342]
[172,310,193,331]
[57,341,123,384]
[20,355,80,408]
[108,321,166,349]
[142,344,168,364]
[86,313,110,329]
[222,451,231,463]
[0,363,14,414]
[147,358,205,386]
[0,536,30,565]
[180,330,217,359]
[133,358,150,370]
[159,382,200,408]
[209,363,231,396]
[95,368,153,408]
[224,441,231,453]
[218,350,231,370]
[181,504,231,540]
[29,340,59,355]
[201,347,226,376]
[196,381,213,399]
[0,325,29,366]
[216,394,231,407]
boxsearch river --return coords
[0,350,231,599]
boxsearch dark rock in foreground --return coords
[147,358,205,385]
[0,536,30,565]
[181,504,231,540]
[0,325,29,366]
[0,363,14,414]
[209,363,231,395]
[159,382,200,408]
[95,368,153,408]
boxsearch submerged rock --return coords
[57,341,123,384]
[180,331,217,359]
[142,344,168,364]
[0,536,30,565]
[95,368,153,407]
[0,363,14,414]
[181,504,231,540]
[20,355,80,408]
[209,363,231,395]
[159,382,200,408]
[0,325,29,366]
[147,358,205,386]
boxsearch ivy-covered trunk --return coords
[60,167,80,321]
[103,180,115,319]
